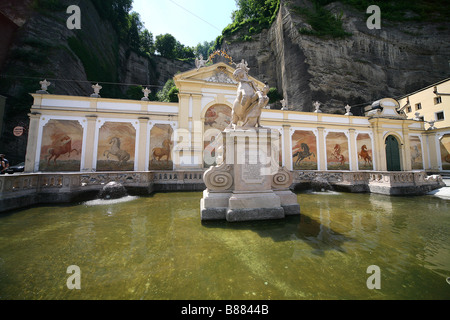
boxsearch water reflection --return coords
[203,211,354,257]
[0,191,449,300]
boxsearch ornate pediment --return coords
[173,62,265,92]
[205,67,237,84]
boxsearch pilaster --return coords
[82,115,98,172]
[24,112,41,173]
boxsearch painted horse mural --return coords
[152,139,173,163]
[358,145,372,165]
[103,137,130,165]
[293,143,315,167]
[46,135,78,165]
[332,144,345,166]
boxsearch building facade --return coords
[23,63,450,175]
[398,78,450,129]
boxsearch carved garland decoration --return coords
[208,50,234,65]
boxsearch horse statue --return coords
[242,83,270,128]
[103,137,130,165]
[46,135,78,165]
[152,139,173,163]
[358,145,372,165]
[293,143,315,167]
[229,60,269,129]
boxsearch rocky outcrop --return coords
[0,0,193,98]
[222,0,450,114]
[0,0,193,163]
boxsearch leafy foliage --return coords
[157,79,179,103]
[335,0,449,22]
[293,2,352,38]
[91,0,133,40]
[154,34,196,61]
[267,87,283,104]
[139,30,155,55]
[31,0,66,12]
[194,41,215,59]
[217,0,280,44]
[155,34,177,59]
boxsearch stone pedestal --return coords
[201,128,300,222]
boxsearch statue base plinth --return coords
[200,128,300,222]
[227,191,285,222]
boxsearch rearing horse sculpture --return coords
[229,62,268,129]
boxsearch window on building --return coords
[415,103,422,110]
[436,111,445,121]
[407,106,412,113]
[418,116,424,121]
[435,96,442,104]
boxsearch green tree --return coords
[126,85,144,100]
[155,34,177,58]
[267,87,283,104]
[174,41,195,60]
[91,0,133,40]
[140,29,155,55]
[233,0,279,24]
[157,79,179,102]
[195,41,215,58]
[219,0,280,44]
[127,12,144,51]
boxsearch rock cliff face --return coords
[222,0,450,114]
[0,0,193,163]
[0,0,193,98]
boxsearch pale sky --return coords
[132,0,238,47]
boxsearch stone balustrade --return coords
[0,170,445,213]
[291,170,444,194]
[0,170,207,212]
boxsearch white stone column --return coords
[24,112,41,173]
[82,115,98,172]
[137,117,149,171]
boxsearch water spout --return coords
[98,182,128,200]
[311,176,334,192]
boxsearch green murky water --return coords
[0,191,449,300]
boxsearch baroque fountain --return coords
[201,59,300,222]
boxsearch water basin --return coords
[0,191,449,300]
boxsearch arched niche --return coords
[203,104,232,168]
